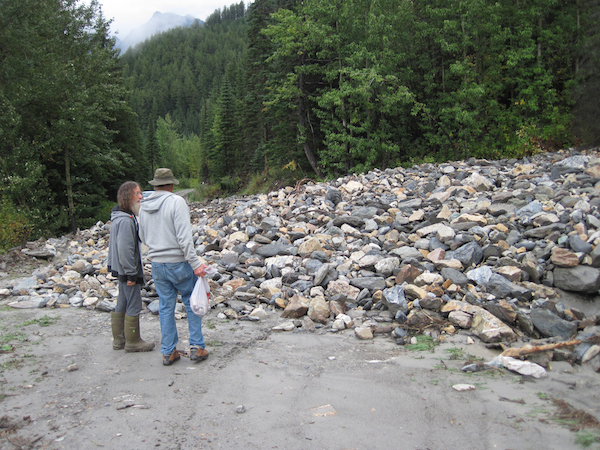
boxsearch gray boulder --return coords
[554,266,600,294]
[382,285,408,314]
[530,308,577,339]
[350,277,386,291]
[447,241,483,268]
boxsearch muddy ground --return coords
[1,295,600,450]
[1,243,600,450]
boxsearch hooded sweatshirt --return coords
[107,205,144,283]
[138,190,201,270]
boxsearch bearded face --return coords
[131,201,141,216]
[130,186,142,216]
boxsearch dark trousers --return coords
[115,279,143,316]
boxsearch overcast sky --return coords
[97,0,244,37]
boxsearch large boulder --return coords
[554,266,600,294]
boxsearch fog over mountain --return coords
[115,11,201,52]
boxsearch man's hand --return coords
[126,280,136,286]
[194,264,208,278]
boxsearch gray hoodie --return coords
[107,207,144,283]
[138,190,201,270]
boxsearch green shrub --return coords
[219,176,241,193]
[240,165,306,196]
[96,200,115,224]
[190,182,222,202]
[0,198,32,253]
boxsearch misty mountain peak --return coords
[116,12,201,53]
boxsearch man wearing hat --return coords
[139,168,209,366]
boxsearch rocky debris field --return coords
[2,149,600,381]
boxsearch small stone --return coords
[298,238,324,257]
[551,247,580,267]
[67,364,78,372]
[250,306,267,319]
[272,321,296,331]
[308,296,330,324]
[281,294,310,319]
[96,299,116,312]
[355,326,373,340]
[332,318,346,330]
[452,384,476,392]
[582,345,600,364]
[495,266,522,283]
[381,285,408,314]
[448,310,472,328]
[327,279,360,301]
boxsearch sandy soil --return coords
[1,295,600,450]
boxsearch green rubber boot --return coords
[111,312,126,350]
[124,314,155,353]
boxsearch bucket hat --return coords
[149,168,179,186]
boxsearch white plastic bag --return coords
[190,277,210,316]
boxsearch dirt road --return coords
[1,303,599,450]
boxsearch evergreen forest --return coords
[1,0,599,245]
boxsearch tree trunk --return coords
[298,56,322,177]
[538,16,542,67]
[65,145,76,232]
[298,93,321,177]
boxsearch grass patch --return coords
[432,360,458,372]
[0,358,24,372]
[0,343,13,353]
[405,335,436,353]
[525,406,548,418]
[0,331,26,345]
[19,315,60,327]
[206,340,223,347]
[552,399,600,432]
[204,319,216,330]
[444,347,466,360]
[575,431,600,448]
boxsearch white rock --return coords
[272,321,296,331]
[497,356,547,378]
[83,296,99,307]
[250,306,267,319]
[582,345,600,363]
[343,180,364,192]
[332,318,346,330]
[452,384,476,391]
[62,270,82,284]
[354,326,373,340]
[413,272,444,286]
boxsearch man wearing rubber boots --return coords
[107,181,155,353]
[139,168,209,366]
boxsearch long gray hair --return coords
[117,181,140,212]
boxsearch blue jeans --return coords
[151,261,205,355]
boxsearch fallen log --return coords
[501,334,599,358]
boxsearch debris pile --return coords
[2,149,600,372]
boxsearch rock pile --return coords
[2,149,600,371]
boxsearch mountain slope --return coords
[116,12,202,52]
